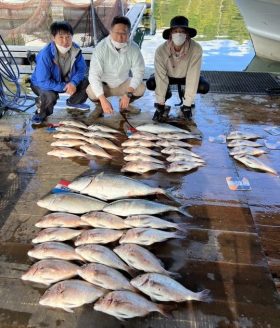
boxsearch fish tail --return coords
[176,223,189,232]
[196,289,212,303]
[157,303,176,318]
[178,206,193,218]
[167,270,181,279]
[161,190,182,205]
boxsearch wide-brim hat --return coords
[162,16,197,40]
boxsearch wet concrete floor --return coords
[0,88,280,327]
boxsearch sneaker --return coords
[66,101,90,111]
[31,113,44,125]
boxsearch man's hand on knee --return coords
[100,97,113,114]
[64,83,76,96]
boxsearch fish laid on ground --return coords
[227,131,261,140]
[47,147,87,158]
[39,279,105,312]
[74,229,124,246]
[158,132,201,140]
[53,132,87,140]
[37,192,106,214]
[85,137,121,152]
[55,126,87,135]
[78,263,136,291]
[81,211,131,229]
[229,146,267,156]
[167,162,203,173]
[93,290,170,320]
[227,139,263,148]
[129,131,160,141]
[119,228,185,245]
[123,146,161,157]
[35,212,88,228]
[103,199,191,217]
[136,123,190,134]
[124,215,188,232]
[166,154,205,163]
[123,154,164,164]
[121,161,165,174]
[28,242,84,261]
[75,244,134,275]
[161,147,201,158]
[32,228,82,244]
[114,244,179,277]
[156,139,193,148]
[68,172,176,202]
[121,139,156,148]
[21,259,79,286]
[83,131,117,140]
[234,155,278,175]
[80,144,112,159]
[131,273,211,303]
[87,123,121,134]
[50,139,87,148]
[59,120,88,129]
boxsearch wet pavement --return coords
[0,88,280,327]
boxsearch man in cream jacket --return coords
[87,16,146,117]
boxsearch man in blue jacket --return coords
[30,21,89,124]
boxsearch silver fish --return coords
[35,212,88,228]
[167,162,203,173]
[158,132,201,140]
[85,137,121,152]
[131,273,211,303]
[114,244,179,277]
[80,144,112,159]
[121,161,165,174]
[103,199,190,217]
[47,147,87,158]
[75,244,134,275]
[227,131,260,140]
[93,290,169,320]
[166,154,205,163]
[39,279,105,312]
[53,132,87,140]
[68,172,176,202]
[161,147,201,158]
[83,131,117,140]
[81,211,130,229]
[119,228,185,245]
[55,126,87,135]
[28,242,84,261]
[51,139,87,147]
[21,259,79,286]
[124,215,188,231]
[78,263,136,291]
[156,139,193,148]
[128,131,160,141]
[59,120,88,129]
[136,123,190,134]
[74,229,124,246]
[227,139,262,148]
[87,123,121,134]
[123,146,161,156]
[121,139,156,148]
[234,155,278,175]
[32,228,82,244]
[229,146,267,156]
[37,192,106,214]
[123,154,164,164]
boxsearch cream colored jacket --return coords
[154,39,202,106]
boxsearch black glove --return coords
[152,103,166,122]
[181,105,192,120]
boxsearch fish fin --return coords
[167,271,181,279]
[63,307,74,313]
[161,190,182,205]
[196,289,212,303]
[178,206,192,218]
[176,223,189,232]
[157,303,176,319]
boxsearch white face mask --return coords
[110,38,127,49]
[171,33,187,47]
[56,44,71,54]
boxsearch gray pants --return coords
[31,79,89,119]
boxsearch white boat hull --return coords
[236,0,280,62]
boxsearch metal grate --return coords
[201,71,280,95]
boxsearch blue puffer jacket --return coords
[31,41,87,92]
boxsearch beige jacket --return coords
[154,39,202,106]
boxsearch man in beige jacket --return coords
[146,16,209,121]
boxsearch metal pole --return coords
[90,0,98,46]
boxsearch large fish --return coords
[158,132,201,140]
[80,144,112,159]
[167,162,203,173]
[32,228,82,243]
[59,120,88,129]
[227,139,262,148]
[51,139,87,147]
[35,212,88,228]
[85,137,121,152]
[103,199,191,217]
[123,154,164,164]
[114,244,179,277]
[55,126,87,135]
[75,244,134,276]
[74,229,124,246]
[68,172,177,202]
[81,211,130,229]
[78,263,136,291]
[234,155,278,175]
[83,131,117,140]
[229,146,267,156]
[28,242,84,261]
[93,290,170,320]
[161,147,201,158]
[121,161,165,174]
[128,131,160,141]
[53,132,87,140]
[37,192,106,214]
[39,279,105,312]
[123,147,161,157]
[227,131,260,140]
[124,215,188,232]
[87,123,121,134]
[166,154,205,163]
[119,228,185,245]
[21,259,79,286]
[131,273,211,303]
[47,147,87,158]
[156,139,193,148]
[136,123,190,134]
[121,139,156,148]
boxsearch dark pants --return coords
[146,74,210,104]
[31,78,89,119]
